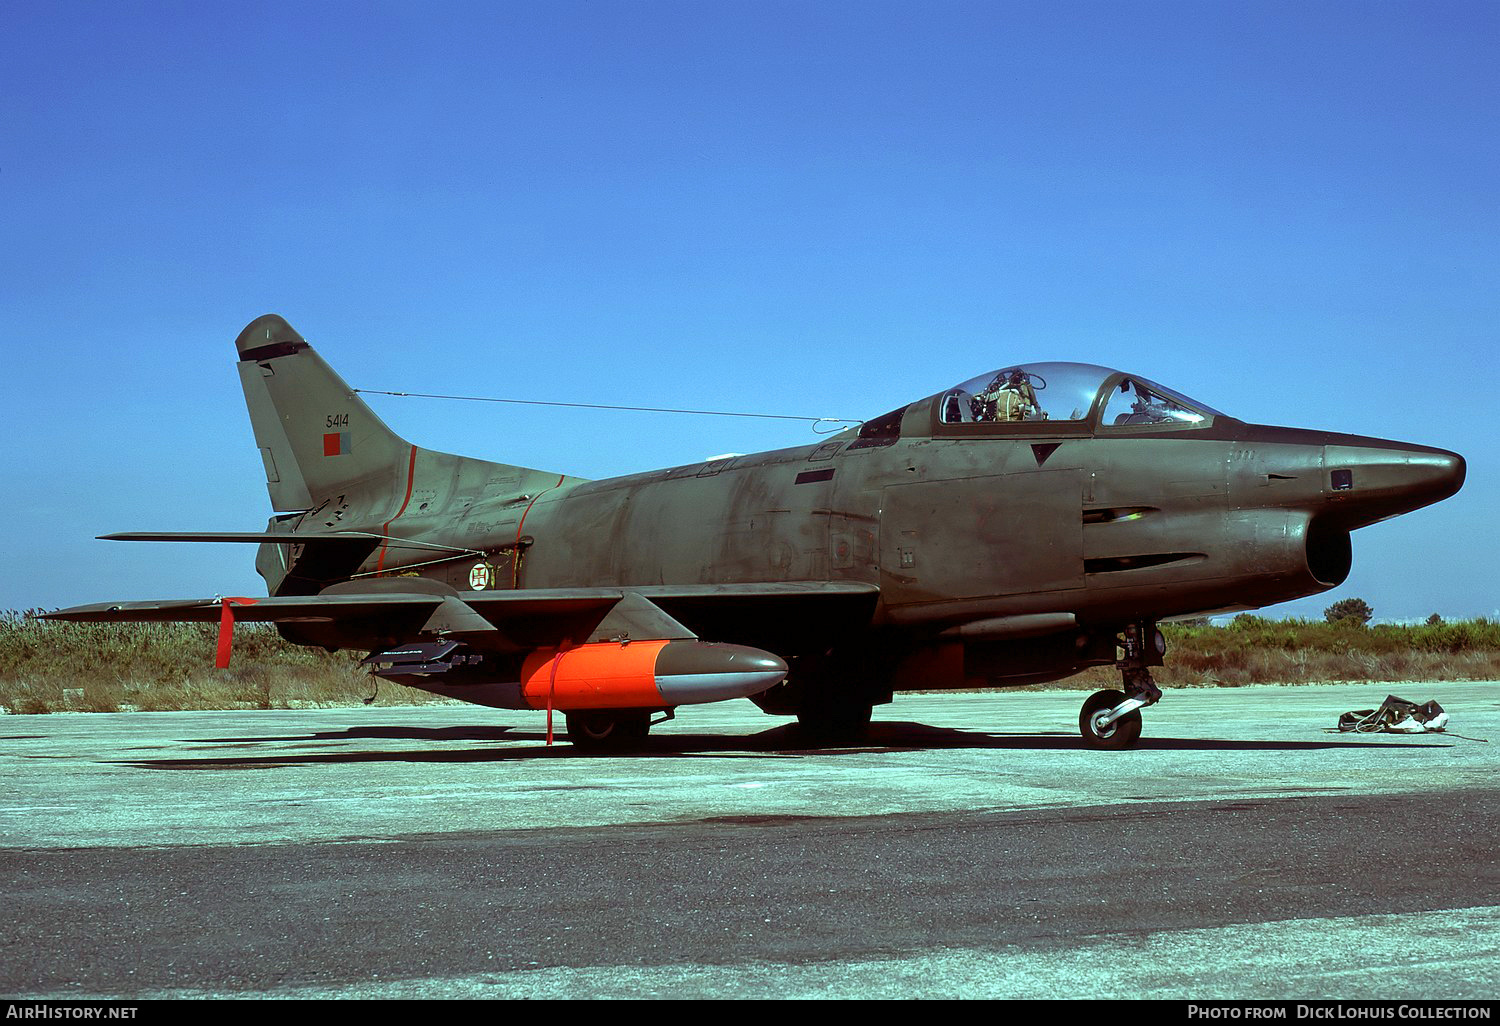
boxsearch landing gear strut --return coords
[1079,622,1164,750]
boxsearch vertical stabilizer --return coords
[234,314,410,511]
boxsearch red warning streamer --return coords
[216,597,261,668]
[545,639,574,746]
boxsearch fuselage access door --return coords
[879,466,1086,614]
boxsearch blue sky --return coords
[2,0,1495,621]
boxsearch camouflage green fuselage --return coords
[258,388,1461,693]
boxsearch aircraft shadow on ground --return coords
[119,720,1447,769]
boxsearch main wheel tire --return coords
[1079,689,1143,750]
[565,710,652,750]
[795,695,873,744]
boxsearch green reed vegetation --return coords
[1065,614,1500,690]
[3,609,1498,713]
[0,610,452,714]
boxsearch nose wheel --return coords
[1080,689,1143,749]
[1078,621,1164,750]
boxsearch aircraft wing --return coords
[43,581,881,654]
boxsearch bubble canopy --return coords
[934,362,1224,431]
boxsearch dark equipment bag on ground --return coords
[1338,694,1448,733]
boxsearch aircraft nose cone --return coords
[1435,449,1466,494]
[1324,443,1465,527]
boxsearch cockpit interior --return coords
[938,362,1222,429]
[850,362,1226,448]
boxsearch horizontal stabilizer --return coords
[42,591,450,624]
[99,532,481,555]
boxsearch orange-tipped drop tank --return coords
[520,640,786,711]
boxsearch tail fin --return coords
[235,314,410,511]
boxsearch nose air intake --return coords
[1306,518,1353,587]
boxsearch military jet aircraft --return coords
[46,315,1465,749]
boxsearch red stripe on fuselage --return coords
[376,445,419,573]
[511,474,566,587]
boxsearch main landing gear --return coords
[796,690,874,743]
[1079,622,1165,750]
[564,709,658,750]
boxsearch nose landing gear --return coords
[1079,622,1164,750]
